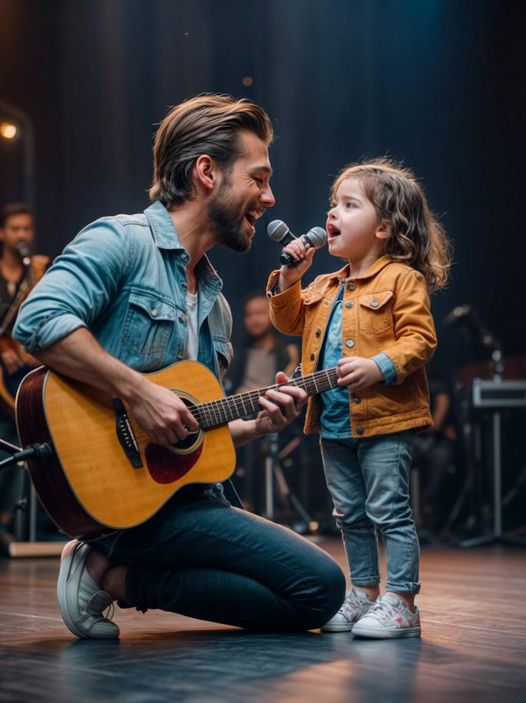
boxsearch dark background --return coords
[0,0,525,376]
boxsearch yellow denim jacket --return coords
[266,255,436,438]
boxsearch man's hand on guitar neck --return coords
[229,371,307,447]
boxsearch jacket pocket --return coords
[302,289,325,306]
[120,289,177,362]
[358,290,394,334]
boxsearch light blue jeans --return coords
[320,431,420,594]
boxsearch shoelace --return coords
[341,589,369,616]
[367,598,399,622]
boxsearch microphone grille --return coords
[305,227,327,249]
[267,220,289,242]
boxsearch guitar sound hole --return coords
[174,431,199,451]
[173,397,201,451]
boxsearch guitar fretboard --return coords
[187,367,339,429]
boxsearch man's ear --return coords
[376,220,392,241]
[194,155,219,193]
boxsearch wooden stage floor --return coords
[0,539,525,703]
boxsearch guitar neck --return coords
[192,367,339,429]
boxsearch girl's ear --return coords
[375,220,392,241]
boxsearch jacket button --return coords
[356,427,364,435]
[347,283,355,291]
[353,396,361,404]
[345,339,355,349]
[345,300,353,309]
[151,308,158,317]
[370,299,379,308]
[315,329,321,337]
[310,353,316,361]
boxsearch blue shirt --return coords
[14,201,233,378]
[319,285,397,439]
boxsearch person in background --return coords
[412,376,456,536]
[226,291,299,512]
[0,203,48,554]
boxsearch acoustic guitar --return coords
[16,360,339,539]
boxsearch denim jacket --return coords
[13,201,233,379]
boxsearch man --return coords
[0,203,48,553]
[14,94,344,637]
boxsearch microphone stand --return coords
[458,337,526,547]
[0,439,63,557]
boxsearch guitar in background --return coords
[0,240,49,420]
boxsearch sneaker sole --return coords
[321,623,355,633]
[352,626,421,639]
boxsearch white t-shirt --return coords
[183,290,199,360]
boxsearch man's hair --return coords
[149,94,273,207]
[0,202,33,228]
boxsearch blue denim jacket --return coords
[13,201,233,378]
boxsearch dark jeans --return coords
[95,488,345,631]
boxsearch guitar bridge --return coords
[112,397,143,468]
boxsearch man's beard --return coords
[208,180,252,253]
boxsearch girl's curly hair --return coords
[331,158,452,291]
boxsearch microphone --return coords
[15,242,32,267]
[444,304,472,326]
[444,304,501,350]
[267,220,327,266]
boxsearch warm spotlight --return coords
[242,75,254,87]
[0,121,19,141]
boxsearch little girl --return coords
[266,158,451,638]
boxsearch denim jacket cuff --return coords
[371,352,397,385]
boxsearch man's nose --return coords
[261,184,275,208]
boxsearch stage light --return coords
[242,75,254,87]
[0,121,19,141]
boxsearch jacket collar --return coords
[144,201,186,251]
[144,201,222,292]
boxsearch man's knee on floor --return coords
[300,559,346,628]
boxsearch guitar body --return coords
[16,361,236,539]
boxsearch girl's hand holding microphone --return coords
[278,238,317,291]
[266,220,327,292]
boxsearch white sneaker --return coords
[352,594,421,639]
[57,540,119,639]
[321,587,375,632]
